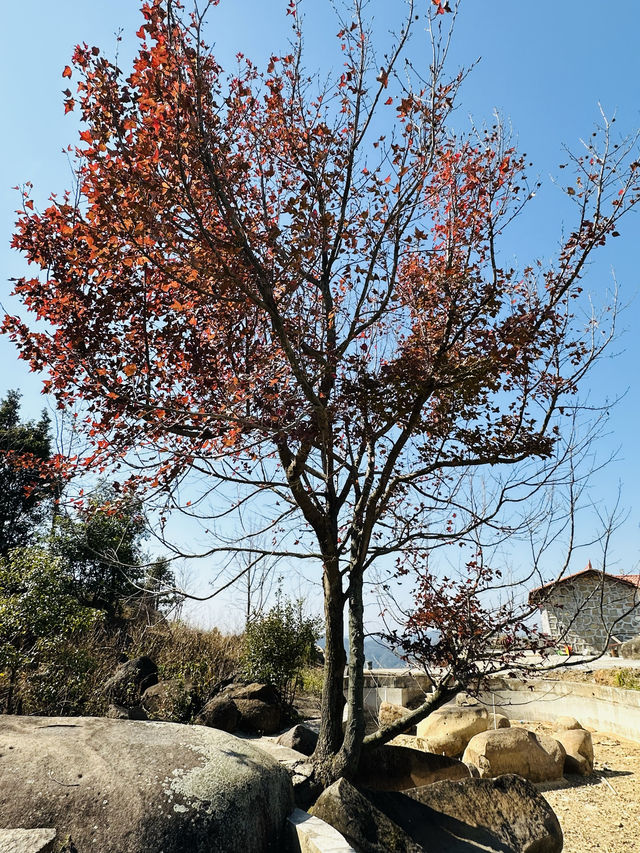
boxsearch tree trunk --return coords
[339,565,366,778]
[312,562,346,767]
[361,682,459,753]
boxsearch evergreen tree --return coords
[0,391,56,556]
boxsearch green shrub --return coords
[242,593,321,708]
[613,668,640,691]
[300,665,324,696]
[0,547,102,714]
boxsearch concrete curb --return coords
[287,808,356,853]
[478,678,640,742]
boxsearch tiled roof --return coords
[528,562,640,605]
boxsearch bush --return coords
[0,547,102,714]
[142,621,243,703]
[300,665,324,696]
[0,547,243,719]
[242,593,321,708]
[613,668,640,691]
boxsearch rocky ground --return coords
[525,721,640,853]
[295,673,640,853]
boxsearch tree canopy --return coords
[50,483,177,619]
[6,0,640,784]
[0,391,58,556]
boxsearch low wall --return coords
[477,678,640,743]
[344,671,433,713]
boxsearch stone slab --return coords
[287,809,357,853]
[0,829,56,853]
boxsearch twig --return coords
[599,773,619,796]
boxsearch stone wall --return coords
[539,574,640,653]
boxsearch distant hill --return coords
[363,636,407,669]
[316,635,409,669]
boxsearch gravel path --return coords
[525,722,640,853]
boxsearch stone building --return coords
[529,562,640,653]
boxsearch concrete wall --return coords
[477,677,640,743]
[539,575,640,653]
[344,671,433,713]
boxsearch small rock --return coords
[619,636,640,659]
[555,728,594,775]
[378,701,413,730]
[553,716,583,731]
[455,692,479,706]
[106,703,147,720]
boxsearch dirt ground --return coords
[295,673,640,853]
[523,720,640,853]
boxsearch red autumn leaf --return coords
[7,0,640,786]
[62,65,72,78]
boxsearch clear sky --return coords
[1,1,639,629]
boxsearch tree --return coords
[5,0,640,785]
[50,483,176,620]
[0,547,101,714]
[0,391,58,555]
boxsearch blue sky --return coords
[1,2,639,628]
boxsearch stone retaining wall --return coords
[476,678,640,743]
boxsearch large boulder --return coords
[277,724,319,757]
[407,775,563,853]
[194,682,283,735]
[222,682,281,704]
[0,716,293,853]
[355,743,469,791]
[141,679,195,722]
[103,656,158,708]
[463,727,566,783]
[195,695,240,732]
[0,828,57,853]
[416,705,490,757]
[555,728,594,775]
[233,698,282,734]
[619,636,640,659]
[310,778,423,853]
[311,775,562,853]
